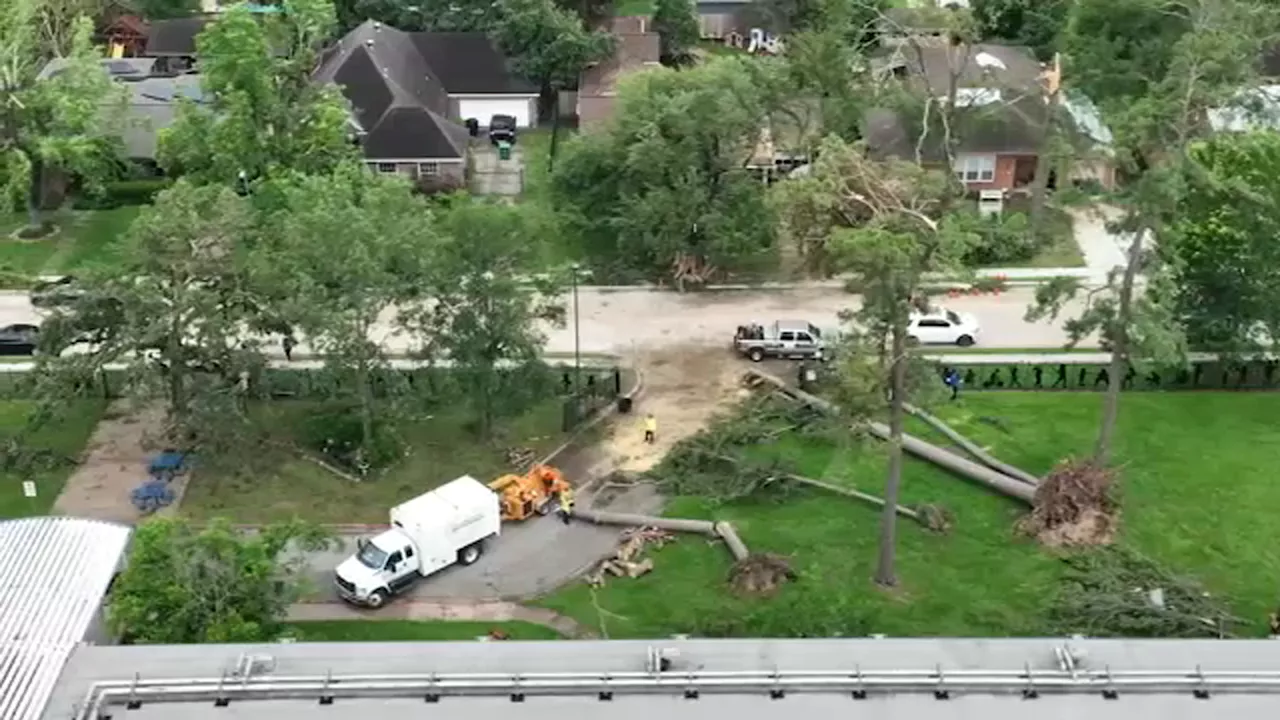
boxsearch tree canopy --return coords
[159,0,356,185]
[550,58,778,285]
[652,0,700,67]
[0,5,123,227]
[107,518,330,644]
[1164,132,1280,354]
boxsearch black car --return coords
[30,275,84,308]
[488,114,517,146]
[0,324,38,356]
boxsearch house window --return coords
[417,162,439,177]
[375,162,398,174]
[955,155,996,183]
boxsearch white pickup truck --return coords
[334,476,500,608]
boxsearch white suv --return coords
[907,309,980,346]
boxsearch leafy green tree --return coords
[493,0,613,118]
[267,164,437,472]
[1028,0,1277,465]
[403,200,563,435]
[1060,0,1190,109]
[36,180,265,452]
[159,0,356,185]
[971,0,1069,60]
[107,517,331,644]
[1164,132,1280,354]
[652,0,699,67]
[551,58,777,284]
[0,8,123,231]
[775,135,976,587]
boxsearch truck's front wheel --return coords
[366,589,389,609]
[458,542,484,566]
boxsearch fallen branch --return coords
[783,473,922,522]
[269,440,364,484]
[903,402,1040,486]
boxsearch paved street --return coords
[0,285,1094,356]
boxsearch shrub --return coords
[75,179,172,210]
[962,210,1042,266]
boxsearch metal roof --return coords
[39,638,1280,720]
[0,517,132,720]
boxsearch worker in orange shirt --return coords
[643,413,657,444]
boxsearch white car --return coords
[908,309,980,346]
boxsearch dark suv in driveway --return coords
[0,324,38,356]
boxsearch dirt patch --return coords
[51,401,166,524]
[604,346,749,473]
[1017,459,1118,547]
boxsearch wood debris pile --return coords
[586,526,675,587]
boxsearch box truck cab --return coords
[334,476,500,608]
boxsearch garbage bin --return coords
[497,141,512,161]
[617,396,633,414]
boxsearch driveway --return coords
[469,142,524,197]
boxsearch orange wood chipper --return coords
[488,464,571,521]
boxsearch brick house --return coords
[867,43,1115,192]
[576,16,660,132]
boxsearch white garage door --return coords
[457,98,534,128]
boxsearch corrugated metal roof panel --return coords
[0,517,132,720]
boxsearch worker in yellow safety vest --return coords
[558,487,575,525]
[643,414,657,444]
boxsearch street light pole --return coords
[571,263,581,395]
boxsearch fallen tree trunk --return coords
[865,422,1035,504]
[783,473,923,522]
[572,510,717,536]
[903,402,1041,486]
[570,509,751,560]
[743,369,1035,505]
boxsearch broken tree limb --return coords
[743,368,1035,505]
[783,473,923,523]
[714,521,750,562]
[903,402,1041,486]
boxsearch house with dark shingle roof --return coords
[314,20,538,188]
[867,43,1116,192]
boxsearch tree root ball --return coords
[728,553,797,596]
[1017,459,1119,547]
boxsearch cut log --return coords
[903,403,1041,486]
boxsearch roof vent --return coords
[373,21,381,30]
[365,38,373,46]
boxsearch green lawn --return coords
[0,207,141,286]
[286,620,562,641]
[180,398,573,524]
[0,399,107,518]
[540,392,1280,638]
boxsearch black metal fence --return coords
[943,359,1280,392]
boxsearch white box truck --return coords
[333,475,500,608]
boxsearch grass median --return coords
[539,391,1280,638]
